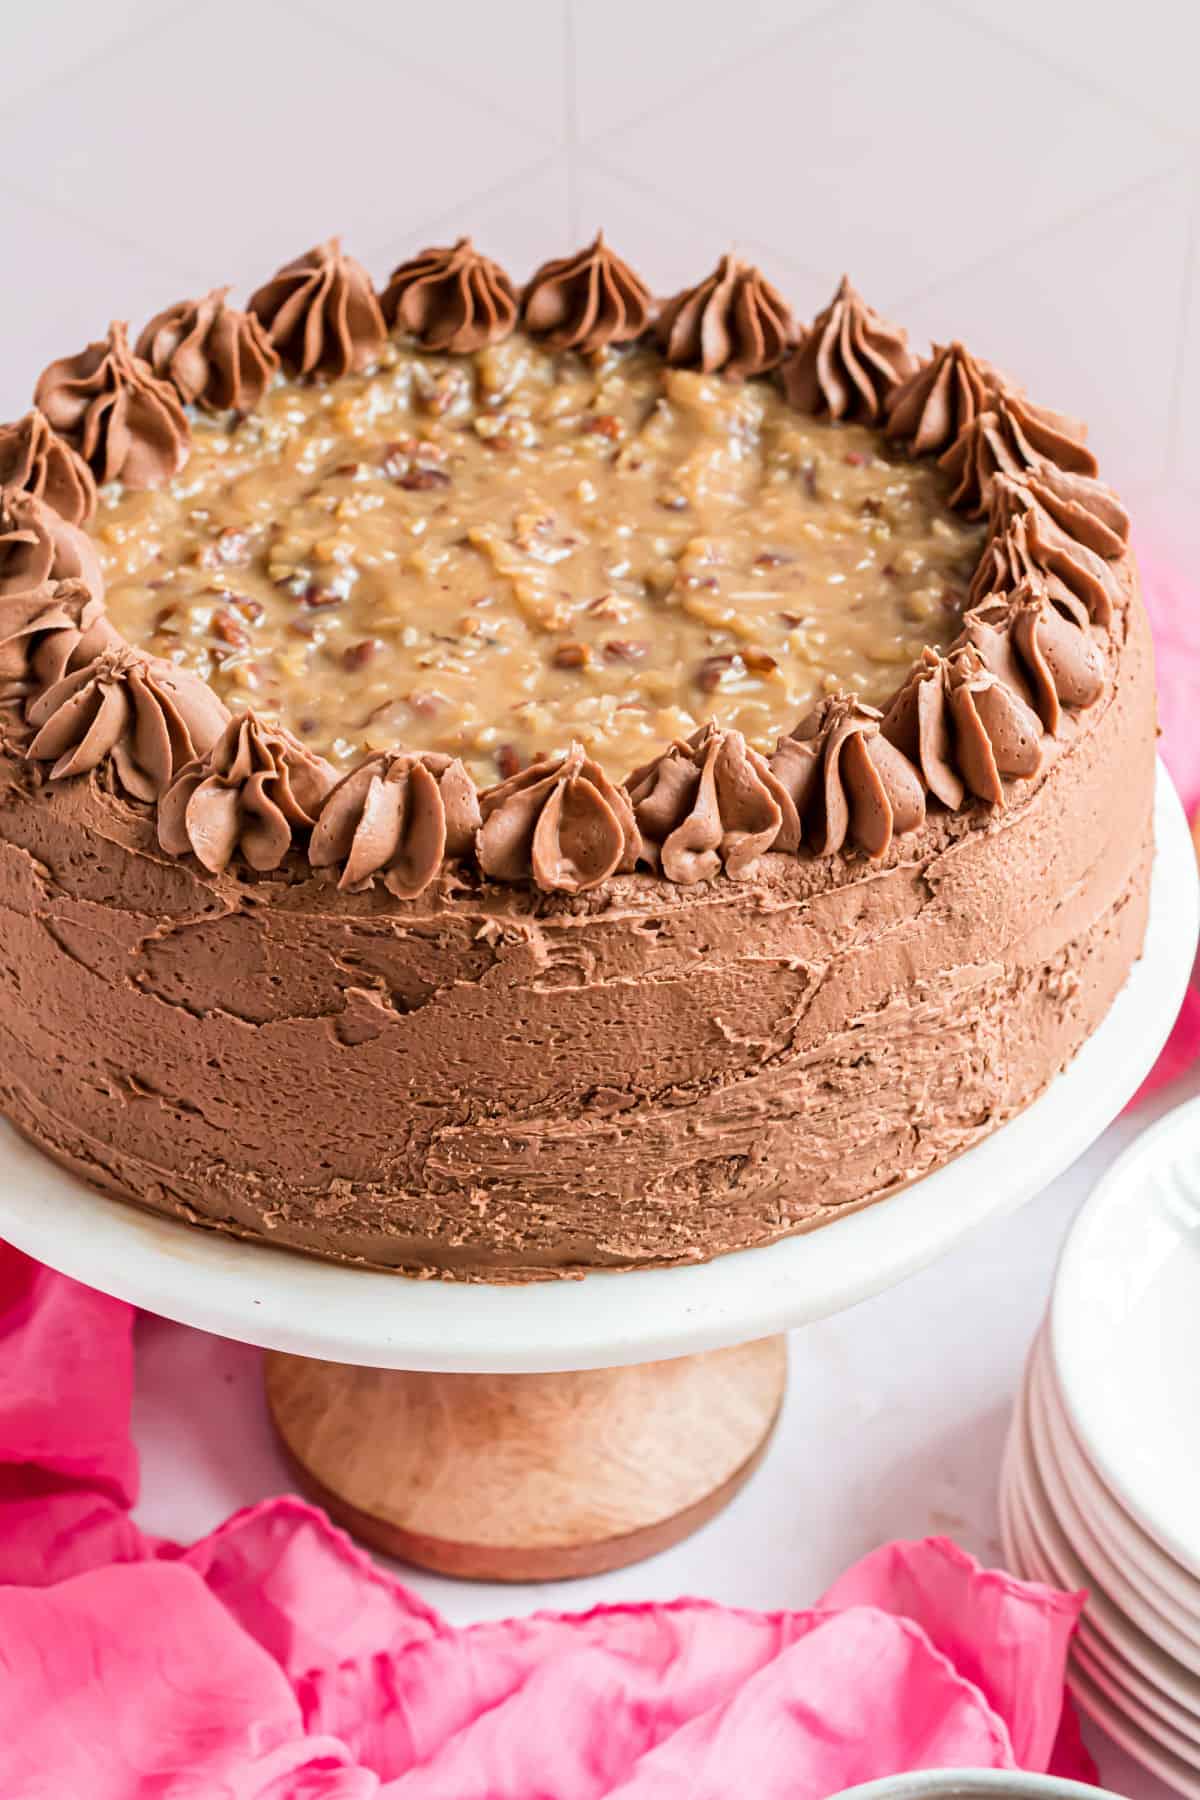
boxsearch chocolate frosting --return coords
[953,590,1035,708]
[522,233,654,356]
[477,742,639,893]
[0,410,97,525]
[781,276,916,422]
[879,648,966,810]
[158,711,332,873]
[0,488,105,604]
[309,749,480,897]
[944,645,1045,805]
[135,286,280,413]
[885,341,997,455]
[25,648,229,801]
[883,644,1044,809]
[381,238,517,354]
[248,239,385,379]
[625,723,788,883]
[939,394,1097,516]
[968,474,1120,629]
[656,254,794,379]
[34,322,190,490]
[1020,461,1129,561]
[966,585,1105,737]
[523,233,653,356]
[0,579,120,697]
[768,696,925,858]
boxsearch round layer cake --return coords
[0,237,1153,1279]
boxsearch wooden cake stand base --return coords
[266,1336,788,1581]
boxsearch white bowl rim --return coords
[833,1770,1125,1799]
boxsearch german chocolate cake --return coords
[0,235,1153,1278]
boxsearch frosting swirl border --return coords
[9,237,1136,893]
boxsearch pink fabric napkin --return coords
[1142,548,1200,822]
[1130,549,1200,1103]
[0,1240,1095,1798]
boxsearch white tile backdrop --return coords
[1,0,1196,565]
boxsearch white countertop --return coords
[129,1057,1200,1800]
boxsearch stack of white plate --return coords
[1001,1095,1200,1797]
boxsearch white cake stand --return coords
[2,762,1195,1581]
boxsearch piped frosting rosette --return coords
[626,723,789,883]
[310,749,480,897]
[768,698,925,859]
[26,647,228,801]
[0,411,96,525]
[477,743,640,894]
[159,712,334,874]
[0,579,120,701]
[136,288,279,413]
[881,644,1044,811]
[523,234,655,356]
[0,487,104,604]
[969,473,1124,628]
[782,277,915,422]
[656,254,793,378]
[0,233,1137,901]
[35,322,190,489]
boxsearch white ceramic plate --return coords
[1052,1088,1200,1581]
[1001,1457,1200,1796]
[1027,1331,1200,1641]
[1072,1619,1200,1750]
[1008,1373,1200,1683]
[1071,1636,1200,1762]
[0,763,1194,1373]
[1068,1659,1200,1800]
[1005,1360,1200,1740]
[1033,1325,1200,1626]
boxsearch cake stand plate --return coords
[0,762,1194,1579]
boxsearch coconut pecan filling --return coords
[94,333,981,784]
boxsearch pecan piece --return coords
[396,466,452,492]
[695,653,737,692]
[342,639,380,671]
[211,607,250,650]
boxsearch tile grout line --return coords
[574,0,868,153]
[574,147,834,290]
[0,0,194,130]
[359,151,566,278]
[564,0,580,241]
[931,0,1196,151]
[1163,155,1200,485]
[285,0,562,153]
[0,172,214,299]
[886,160,1193,321]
